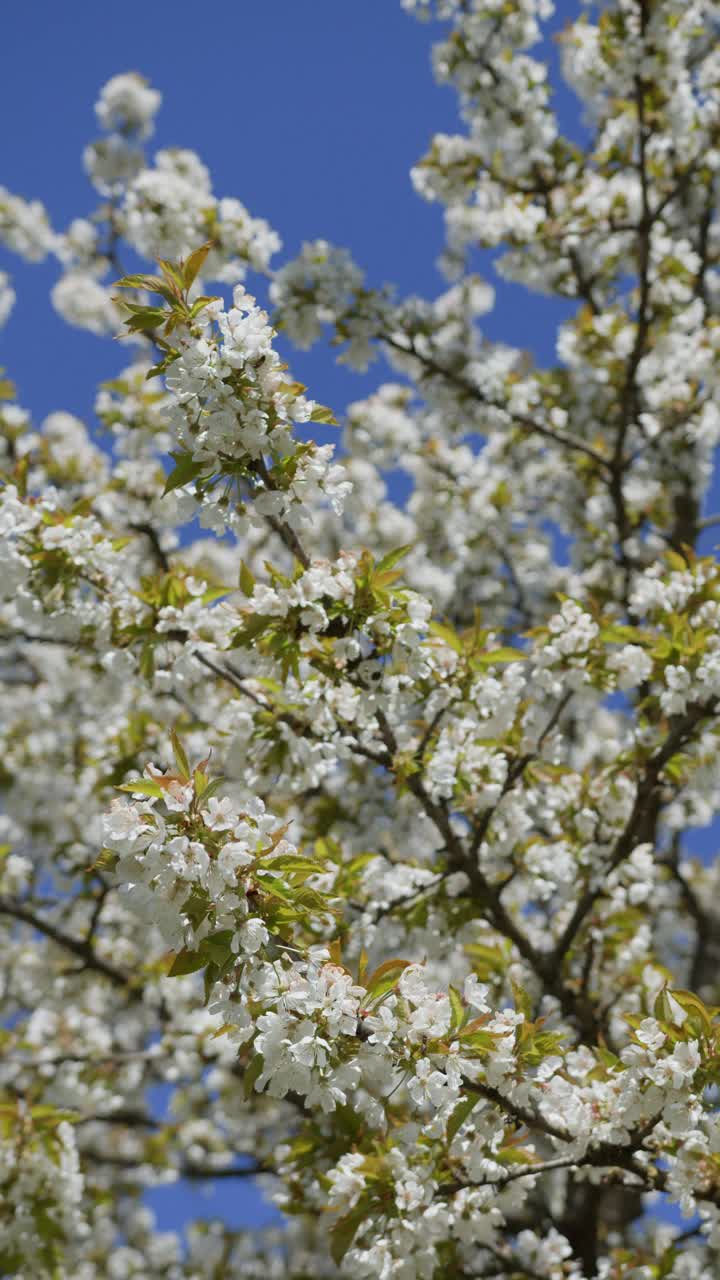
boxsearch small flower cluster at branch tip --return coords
[113,251,351,540]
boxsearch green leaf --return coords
[163,453,208,496]
[429,620,463,654]
[256,872,294,903]
[263,855,321,875]
[657,1246,680,1279]
[496,1145,538,1167]
[30,1104,80,1124]
[182,241,214,289]
[115,273,166,291]
[310,404,338,426]
[459,1029,498,1053]
[239,560,255,597]
[201,584,231,605]
[375,544,413,575]
[203,959,220,1005]
[595,1046,621,1071]
[230,614,275,646]
[139,641,156,681]
[511,980,532,1020]
[168,948,206,976]
[449,984,465,1035]
[365,958,411,1003]
[193,770,209,796]
[243,1052,265,1098]
[197,776,227,807]
[599,624,648,645]
[126,313,168,335]
[654,986,675,1024]
[203,930,235,965]
[463,942,507,976]
[158,258,186,295]
[666,988,713,1036]
[189,295,220,319]
[473,647,526,668]
[88,847,117,873]
[343,852,377,876]
[146,350,180,379]
[447,1093,477,1145]
[330,1205,367,1265]
[117,779,164,799]
[170,729,191,781]
[120,301,168,323]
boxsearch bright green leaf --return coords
[170,729,191,781]
[310,404,338,426]
[163,453,208,496]
[182,241,214,289]
[168,949,206,977]
[117,779,164,799]
[330,1205,367,1265]
[447,1093,477,1145]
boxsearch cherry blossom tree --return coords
[2,1,720,1275]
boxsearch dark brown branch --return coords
[663,837,712,992]
[464,1078,571,1144]
[0,896,138,993]
[374,708,547,982]
[469,692,572,862]
[252,458,311,568]
[80,1150,273,1180]
[192,649,388,767]
[130,521,170,572]
[381,335,612,470]
[547,699,718,979]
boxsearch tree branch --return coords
[0,896,138,993]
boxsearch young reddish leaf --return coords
[365,958,411,1002]
[158,258,186,295]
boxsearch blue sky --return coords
[1,0,711,1247]
[1,1,583,430]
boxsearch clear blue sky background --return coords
[1,1,583,428]
[1,0,708,1243]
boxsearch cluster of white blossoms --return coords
[1,70,282,341]
[156,282,352,537]
[270,240,379,365]
[0,268,16,328]
[119,149,281,277]
[0,185,57,262]
[83,72,280,290]
[2,0,720,1275]
[94,72,162,139]
[0,482,141,645]
[0,1115,87,1275]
